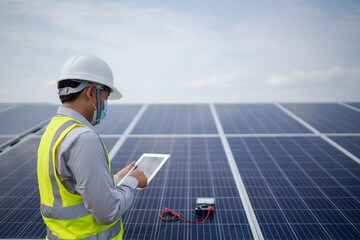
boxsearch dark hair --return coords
[58,80,85,104]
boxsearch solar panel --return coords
[346,102,360,110]
[0,104,15,111]
[131,104,218,134]
[101,137,120,152]
[112,137,253,239]
[0,137,45,238]
[215,104,311,134]
[329,136,360,159]
[95,104,142,134]
[227,136,360,239]
[281,103,360,133]
[0,104,58,134]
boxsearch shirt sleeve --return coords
[64,130,138,225]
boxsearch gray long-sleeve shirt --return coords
[55,106,138,225]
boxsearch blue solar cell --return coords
[131,104,218,134]
[330,136,360,159]
[215,103,311,134]
[219,224,253,240]
[291,224,330,239]
[281,103,360,133]
[323,224,360,239]
[94,104,142,134]
[0,104,57,134]
[112,137,253,239]
[276,198,307,210]
[342,210,360,224]
[260,224,298,239]
[228,136,360,239]
[250,197,278,209]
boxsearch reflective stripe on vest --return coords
[46,220,121,240]
[38,117,122,240]
[49,120,78,208]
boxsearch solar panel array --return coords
[0,102,359,239]
[281,103,360,133]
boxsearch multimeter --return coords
[195,197,215,215]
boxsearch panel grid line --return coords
[275,103,320,134]
[339,102,360,113]
[287,137,360,235]
[151,113,177,239]
[258,138,333,239]
[228,136,360,239]
[240,138,301,239]
[108,104,148,161]
[276,103,360,165]
[209,103,264,240]
[200,120,224,239]
[278,103,360,133]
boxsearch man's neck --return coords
[63,102,92,123]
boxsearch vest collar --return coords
[56,106,95,130]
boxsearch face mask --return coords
[90,96,107,125]
[101,99,107,120]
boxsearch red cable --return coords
[159,207,213,224]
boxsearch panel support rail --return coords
[209,103,264,240]
[275,103,360,165]
[338,102,360,113]
[0,117,52,153]
[108,104,149,161]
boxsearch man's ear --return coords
[86,86,95,100]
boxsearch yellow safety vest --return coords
[37,116,123,239]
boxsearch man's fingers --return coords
[127,161,135,169]
[117,162,136,181]
[124,161,135,173]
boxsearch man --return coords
[37,53,147,239]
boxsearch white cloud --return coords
[184,71,249,88]
[267,66,360,86]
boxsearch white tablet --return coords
[118,153,170,189]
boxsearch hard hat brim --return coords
[108,86,122,100]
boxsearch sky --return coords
[0,0,359,104]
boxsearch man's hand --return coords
[129,170,147,189]
[116,161,148,189]
[116,161,136,181]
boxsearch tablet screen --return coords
[136,155,166,181]
[118,153,170,189]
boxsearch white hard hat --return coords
[57,53,122,100]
